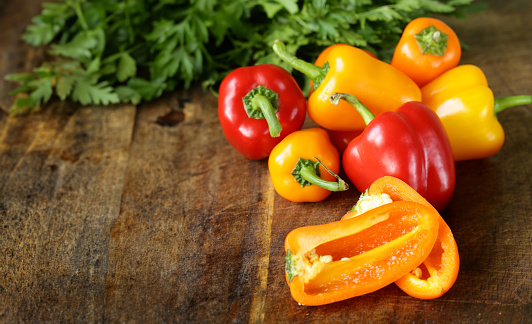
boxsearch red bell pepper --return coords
[218,64,307,160]
[331,93,455,211]
[325,129,362,156]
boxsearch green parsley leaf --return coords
[72,80,119,106]
[117,52,137,83]
[5,0,483,114]
[56,75,75,101]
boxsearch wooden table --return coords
[1,0,531,322]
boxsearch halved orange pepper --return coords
[342,176,460,299]
[284,200,439,305]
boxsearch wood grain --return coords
[0,0,531,323]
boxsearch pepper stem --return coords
[494,95,532,115]
[414,25,448,56]
[242,85,282,137]
[285,249,299,283]
[330,93,375,126]
[291,157,348,192]
[272,40,329,90]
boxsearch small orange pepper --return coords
[284,200,439,305]
[268,128,348,202]
[272,40,421,132]
[342,176,460,299]
[391,17,461,87]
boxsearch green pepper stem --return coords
[252,94,282,137]
[299,165,348,191]
[243,85,282,137]
[415,25,448,56]
[330,92,375,126]
[272,40,326,85]
[494,95,532,115]
[285,249,298,283]
[292,157,348,192]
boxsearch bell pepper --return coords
[332,92,455,211]
[218,63,307,160]
[272,40,421,132]
[421,64,532,161]
[325,129,363,156]
[391,17,461,87]
[312,43,370,155]
[284,200,440,306]
[310,43,377,92]
[342,176,460,300]
[268,128,348,203]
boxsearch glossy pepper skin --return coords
[422,64,532,161]
[392,17,461,87]
[342,176,460,300]
[310,43,377,92]
[272,41,421,132]
[268,128,348,203]
[325,129,362,156]
[284,201,439,306]
[218,64,306,160]
[333,93,455,211]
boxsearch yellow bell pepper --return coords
[421,64,532,161]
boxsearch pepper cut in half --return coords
[342,176,460,300]
[272,40,421,132]
[268,128,348,203]
[421,64,532,161]
[284,201,440,306]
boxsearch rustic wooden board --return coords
[1,0,531,323]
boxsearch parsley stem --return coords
[125,0,135,44]
[72,1,89,31]
[101,44,143,64]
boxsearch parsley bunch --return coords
[5,0,484,114]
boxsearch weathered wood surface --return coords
[0,0,531,323]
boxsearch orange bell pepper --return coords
[311,44,370,155]
[268,128,348,202]
[421,64,532,161]
[391,17,461,87]
[284,200,439,305]
[342,176,460,300]
[272,40,421,132]
[310,43,377,92]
